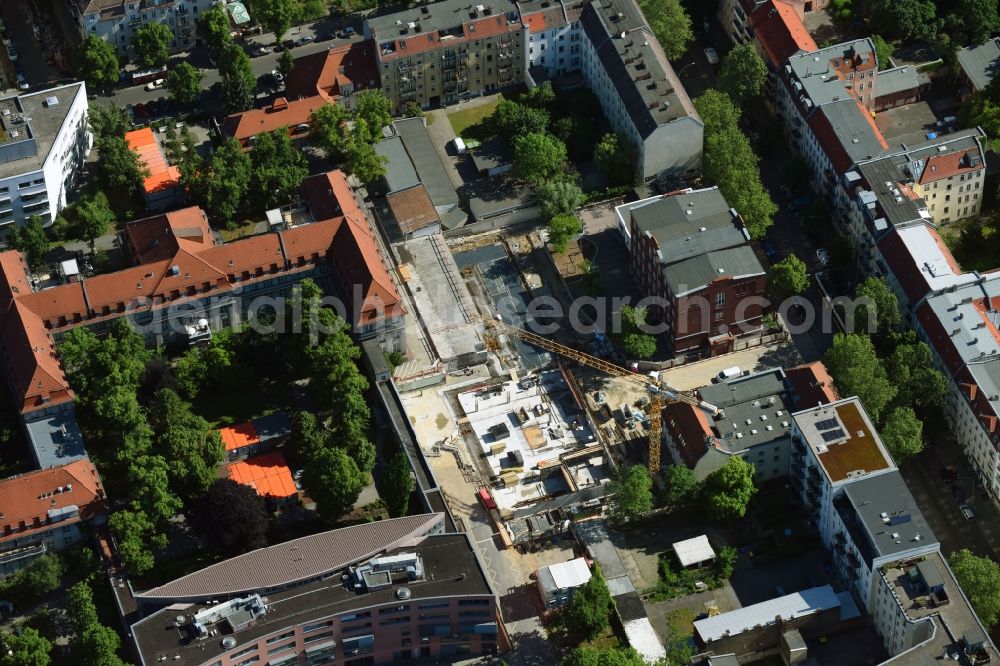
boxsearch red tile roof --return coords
[387,184,439,234]
[378,14,521,61]
[227,451,297,499]
[0,458,106,545]
[664,402,713,469]
[221,96,326,148]
[285,42,380,103]
[0,299,74,413]
[219,422,259,453]
[522,7,566,34]
[785,361,839,409]
[0,251,30,306]
[126,128,181,196]
[123,207,215,264]
[748,0,817,68]
[918,150,983,184]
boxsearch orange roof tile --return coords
[523,7,566,34]
[664,402,713,468]
[227,451,297,499]
[918,150,983,184]
[126,128,181,196]
[286,42,379,103]
[0,458,106,545]
[785,361,839,409]
[749,0,817,68]
[221,96,327,147]
[0,251,31,306]
[0,300,74,413]
[379,14,521,61]
[123,207,215,264]
[219,421,260,452]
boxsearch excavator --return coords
[482,316,720,476]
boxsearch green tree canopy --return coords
[824,333,897,422]
[872,34,894,70]
[148,389,224,501]
[0,554,64,608]
[8,216,50,271]
[109,509,165,576]
[255,0,295,43]
[661,464,700,512]
[219,43,256,114]
[250,129,309,210]
[166,61,203,106]
[717,43,768,106]
[492,99,550,138]
[868,0,937,41]
[309,102,352,158]
[694,89,741,134]
[192,478,270,555]
[949,0,1000,45]
[562,647,646,666]
[303,446,366,521]
[886,340,946,410]
[593,133,638,186]
[76,625,127,666]
[66,581,99,636]
[948,549,1000,627]
[617,305,657,359]
[98,135,149,194]
[768,255,809,299]
[638,0,692,60]
[537,179,583,221]
[197,137,252,225]
[854,276,900,335]
[548,213,581,253]
[0,627,51,666]
[77,192,116,250]
[564,564,612,639]
[278,48,295,77]
[74,35,120,92]
[197,5,232,53]
[88,104,131,142]
[380,452,414,518]
[521,81,555,109]
[881,406,924,462]
[608,464,654,522]
[355,90,393,134]
[345,131,389,183]
[131,22,172,69]
[703,457,757,520]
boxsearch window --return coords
[715,292,725,307]
[304,620,334,632]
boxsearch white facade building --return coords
[71,0,222,58]
[0,82,91,229]
[519,0,582,78]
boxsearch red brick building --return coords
[623,187,766,356]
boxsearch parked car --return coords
[133,102,148,118]
[15,73,28,91]
[815,247,830,266]
[704,47,719,65]
[762,239,777,261]
[297,35,314,45]
[145,78,165,91]
[960,504,976,521]
[272,69,284,84]
[338,26,356,39]
[256,45,272,56]
[789,195,813,211]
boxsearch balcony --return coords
[0,542,46,564]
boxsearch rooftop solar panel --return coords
[821,429,846,442]
[815,418,839,430]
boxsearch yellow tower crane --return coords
[483,317,720,476]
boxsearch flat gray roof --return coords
[957,38,1000,91]
[0,82,85,180]
[629,187,746,263]
[876,65,922,97]
[393,118,459,209]
[376,135,420,193]
[819,97,888,164]
[786,38,876,108]
[699,369,793,452]
[25,410,87,469]
[836,471,937,562]
[367,0,519,39]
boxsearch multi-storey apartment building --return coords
[365,0,525,110]
[130,513,507,666]
[517,0,583,78]
[0,458,107,576]
[0,82,90,228]
[70,0,220,58]
[577,0,701,181]
[722,0,817,68]
[618,187,765,354]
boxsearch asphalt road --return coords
[1,0,56,86]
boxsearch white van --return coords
[453,137,467,154]
[716,366,741,382]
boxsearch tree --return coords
[255,0,295,44]
[564,565,612,640]
[197,5,231,54]
[514,132,567,185]
[949,549,1000,627]
[219,43,256,114]
[717,43,768,106]
[76,192,115,251]
[66,582,99,636]
[661,464,700,512]
[166,61,203,106]
[193,479,269,555]
[951,0,1000,45]
[593,133,637,186]
[98,135,148,193]
[618,305,657,359]
[768,255,809,299]
[0,628,50,666]
[881,406,924,462]
[345,134,388,183]
[76,625,127,666]
[0,555,64,608]
[74,35,119,92]
[639,0,692,61]
[149,389,225,502]
[380,452,414,518]
[872,34,894,70]
[127,454,182,525]
[289,410,333,462]
[197,138,252,224]
[548,214,581,253]
[277,48,295,77]
[303,446,366,521]
[88,104,131,143]
[131,22,172,69]
[694,89,741,134]
[562,647,646,666]
[521,81,555,109]
[309,102,351,158]
[492,99,550,138]
[355,90,393,135]
[251,129,309,209]
[716,546,738,579]
[868,0,936,41]
[854,276,900,335]
[8,216,49,271]
[824,333,897,422]
[109,509,164,576]
[608,464,653,522]
[886,338,946,410]
[703,457,757,520]
[537,179,583,221]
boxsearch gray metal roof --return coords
[957,38,1000,91]
[836,471,937,562]
[393,118,459,208]
[367,0,519,40]
[376,135,420,194]
[579,0,697,139]
[251,412,291,442]
[24,410,87,469]
[136,513,445,600]
[698,369,793,453]
[0,82,85,180]
[876,65,922,98]
[664,245,764,295]
[820,97,888,164]
[786,38,875,107]
[471,136,513,172]
[628,187,746,262]
[854,158,925,228]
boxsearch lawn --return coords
[447,97,502,140]
[940,217,1000,274]
[219,219,261,242]
[665,607,696,641]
